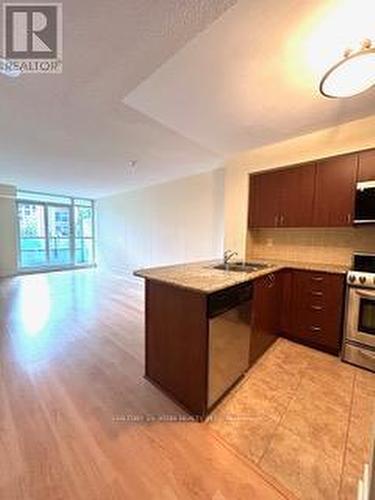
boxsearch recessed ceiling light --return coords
[320,39,375,98]
[0,58,21,78]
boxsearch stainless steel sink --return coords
[213,262,270,272]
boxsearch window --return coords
[18,203,47,267]
[74,202,94,265]
[17,191,95,270]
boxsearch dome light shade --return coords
[320,41,375,98]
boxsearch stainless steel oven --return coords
[343,253,375,372]
[346,287,375,347]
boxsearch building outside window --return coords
[17,191,95,270]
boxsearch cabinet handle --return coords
[346,213,352,224]
[311,291,323,296]
[280,215,285,226]
[312,277,323,282]
[274,215,279,227]
[357,290,375,300]
[310,326,321,332]
[266,274,275,288]
[311,305,323,311]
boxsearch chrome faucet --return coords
[223,249,238,265]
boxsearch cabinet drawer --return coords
[296,305,328,325]
[295,326,338,350]
[300,272,340,294]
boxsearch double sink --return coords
[213,261,271,273]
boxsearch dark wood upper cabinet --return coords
[249,163,315,228]
[279,163,315,227]
[248,149,375,229]
[358,150,375,182]
[313,154,358,227]
[249,170,283,228]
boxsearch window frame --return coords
[16,191,95,272]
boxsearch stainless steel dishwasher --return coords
[207,282,252,408]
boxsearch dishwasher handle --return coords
[208,282,253,318]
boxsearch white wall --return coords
[0,184,18,277]
[224,115,375,259]
[96,169,224,273]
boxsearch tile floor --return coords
[208,339,375,500]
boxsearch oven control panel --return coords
[347,272,375,289]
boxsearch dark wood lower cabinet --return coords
[145,280,208,417]
[281,270,346,354]
[144,269,346,419]
[250,272,282,364]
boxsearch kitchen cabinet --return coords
[145,279,253,419]
[358,150,375,182]
[313,154,358,227]
[141,265,347,419]
[279,163,315,227]
[280,269,293,334]
[251,268,346,356]
[248,149,375,229]
[284,270,346,354]
[249,163,315,228]
[145,280,208,417]
[249,170,283,228]
[250,271,282,364]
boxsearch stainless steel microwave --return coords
[355,181,375,224]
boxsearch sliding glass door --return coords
[75,202,94,265]
[48,205,72,266]
[17,192,95,270]
[18,203,48,267]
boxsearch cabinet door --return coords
[280,269,293,335]
[249,171,281,228]
[358,150,375,182]
[279,163,316,227]
[313,154,358,227]
[250,272,281,364]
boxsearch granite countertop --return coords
[134,259,349,294]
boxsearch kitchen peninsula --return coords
[135,259,347,419]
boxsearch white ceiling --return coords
[126,0,375,155]
[0,0,235,198]
[0,0,374,198]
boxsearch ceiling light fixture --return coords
[0,58,21,78]
[319,39,375,98]
[125,159,138,175]
[128,160,137,169]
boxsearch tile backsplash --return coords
[247,227,375,266]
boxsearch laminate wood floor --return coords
[0,269,292,500]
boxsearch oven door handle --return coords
[356,290,375,300]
